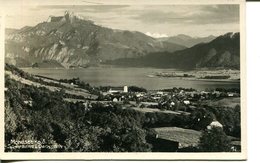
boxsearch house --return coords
[201,91,210,94]
[156,91,164,96]
[207,121,223,130]
[227,92,234,97]
[170,102,175,106]
[23,100,33,107]
[112,97,120,102]
[179,90,185,94]
[183,100,190,105]
[136,92,144,97]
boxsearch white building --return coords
[136,93,144,97]
[123,86,128,93]
[183,100,190,105]
[24,100,33,107]
[207,121,223,130]
[227,93,234,97]
[112,97,121,102]
[156,91,164,96]
[170,102,175,106]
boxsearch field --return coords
[132,107,190,115]
[153,127,202,148]
[204,97,240,108]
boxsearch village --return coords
[62,84,241,152]
[92,85,241,151]
[82,85,240,112]
[56,81,240,114]
[5,64,241,152]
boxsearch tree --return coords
[198,127,231,152]
[190,108,216,130]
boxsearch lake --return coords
[22,67,240,91]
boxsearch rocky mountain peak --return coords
[5,13,186,68]
[47,11,84,24]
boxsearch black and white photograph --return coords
[1,0,246,160]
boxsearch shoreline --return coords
[19,67,240,91]
[154,76,240,83]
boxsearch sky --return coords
[3,4,240,37]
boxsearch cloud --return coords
[145,32,168,38]
[5,4,240,37]
[132,5,239,25]
[33,5,130,13]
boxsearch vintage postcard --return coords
[0,0,246,160]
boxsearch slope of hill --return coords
[159,34,216,48]
[32,60,64,68]
[4,64,153,152]
[107,32,240,69]
[5,11,186,68]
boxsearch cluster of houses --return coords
[98,86,240,112]
[18,84,240,114]
[15,83,241,152]
[73,85,241,152]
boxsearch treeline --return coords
[202,75,230,79]
[162,87,196,92]
[162,87,240,94]
[215,87,240,93]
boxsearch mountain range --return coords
[158,34,216,48]
[5,12,240,69]
[5,12,185,68]
[108,32,240,69]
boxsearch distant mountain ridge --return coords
[158,34,216,47]
[5,11,186,68]
[107,32,240,69]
